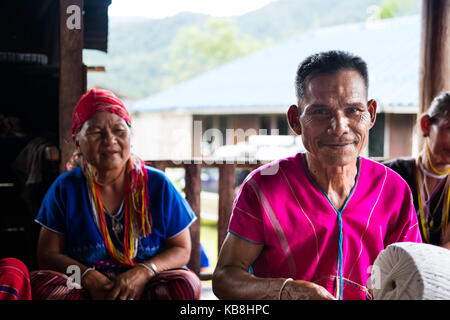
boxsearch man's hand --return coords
[281,280,336,300]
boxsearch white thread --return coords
[371,242,450,300]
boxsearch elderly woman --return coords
[30,89,201,300]
[384,92,450,249]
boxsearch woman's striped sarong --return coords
[0,258,32,300]
[30,268,201,300]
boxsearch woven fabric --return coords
[30,268,201,300]
[0,258,32,300]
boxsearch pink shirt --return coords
[228,153,422,300]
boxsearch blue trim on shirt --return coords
[303,154,361,300]
[227,230,264,245]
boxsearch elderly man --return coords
[212,50,422,300]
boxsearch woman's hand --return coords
[81,269,116,300]
[105,265,154,300]
[103,229,191,300]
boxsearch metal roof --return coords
[134,15,420,113]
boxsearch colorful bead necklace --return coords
[85,156,152,266]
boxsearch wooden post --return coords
[59,0,85,172]
[218,164,236,253]
[149,162,167,172]
[419,0,450,121]
[184,163,202,275]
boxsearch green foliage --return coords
[164,18,265,85]
[367,0,420,21]
[83,0,421,100]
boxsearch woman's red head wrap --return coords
[71,88,131,136]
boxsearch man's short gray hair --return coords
[295,50,369,108]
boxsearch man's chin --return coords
[318,152,359,167]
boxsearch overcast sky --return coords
[108,0,278,19]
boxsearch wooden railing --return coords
[146,159,268,280]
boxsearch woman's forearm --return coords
[142,245,190,274]
[141,229,192,275]
[38,250,89,275]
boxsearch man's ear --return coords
[367,99,377,129]
[420,114,431,137]
[287,105,302,135]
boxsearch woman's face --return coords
[76,111,131,173]
[427,111,450,167]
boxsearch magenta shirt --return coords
[228,153,422,300]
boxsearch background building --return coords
[132,15,420,162]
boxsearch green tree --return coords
[165,18,266,86]
[367,0,420,21]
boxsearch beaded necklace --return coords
[416,139,450,243]
[84,156,152,265]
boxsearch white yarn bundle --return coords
[370,242,450,300]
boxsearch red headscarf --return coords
[71,88,131,136]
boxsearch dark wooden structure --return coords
[419,0,450,114]
[0,0,111,269]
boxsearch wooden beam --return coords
[218,164,236,254]
[145,159,268,170]
[419,0,450,115]
[59,0,85,172]
[184,163,202,275]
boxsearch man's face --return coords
[297,70,376,167]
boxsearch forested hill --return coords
[84,0,420,99]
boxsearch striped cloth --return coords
[30,268,201,300]
[143,268,202,300]
[30,270,88,300]
[0,258,32,300]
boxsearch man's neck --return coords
[305,153,358,211]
